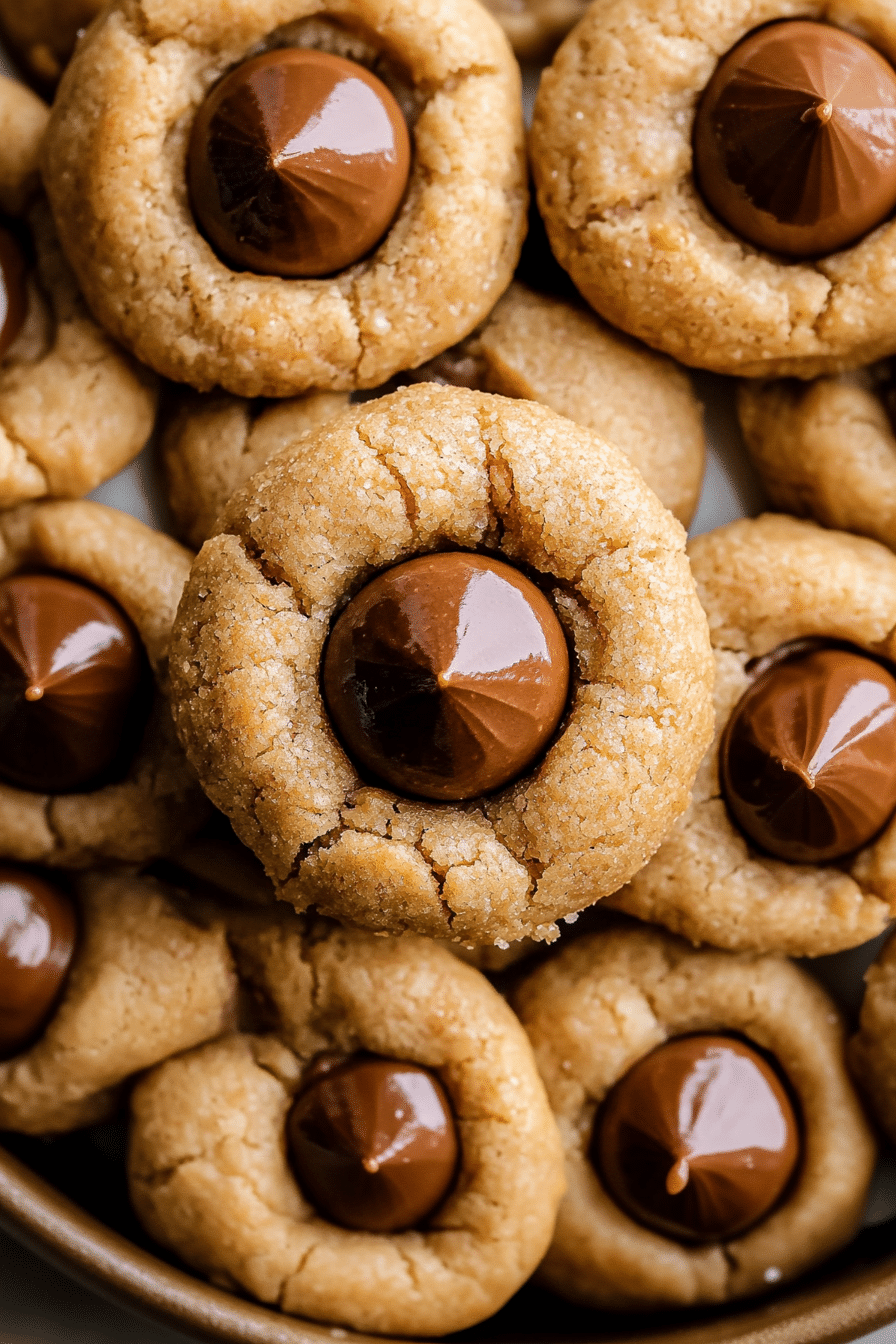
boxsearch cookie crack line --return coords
[354,423,420,530]
[232,529,311,620]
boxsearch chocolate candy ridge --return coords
[594,1034,800,1243]
[694,20,896,258]
[188,48,411,278]
[720,644,896,863]
[0,866,77,1059]
[322,551,570,801]
[0,572,147,794]
[287,1055,459,1232]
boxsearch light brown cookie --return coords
[513,924,876,1310]
[0,870,236,1134]
[850,931,896,1146]
[738,369,896,551]
[608,514,896,956]
[0,499,209,866]
[169,384,714,946]
[0,75,157,509]
[0,0,100,87]
[42,0,527,398]
[530,0,896,378]
[128,914,565,1337]
[481,0,589,60]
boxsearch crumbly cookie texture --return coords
[850,932,896,1146]
[129,916,565,1337]
[169,384,714,946]
[42,0,527,398]
[0,75,156,508]
[481,0,589,59]
[513,925,876,1310]
[162,390,349,549]
[0,499,209,866]
[476,284,705,526]
[0,0,100,85]
[608,514,896,955]
[0,871,236,1134]
[738,370,896,551]
[530,0,896,378]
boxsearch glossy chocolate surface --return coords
[287,1055,458,1232]
[0,226,27,361]
[595,1034,800,1243]
[0,574,145,794]
[720,645,896,863]
[0,867,76,1059]
[188,48,411,278]
[694,20,896,257]
[322,552,570,800]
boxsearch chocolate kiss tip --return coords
[666,1157,690,1196]
[362,1156,381,1174]
[779,756,816,789]
[802,100,833,125]
[24,685,44,702]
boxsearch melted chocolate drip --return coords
[287,1055,459,1232]
[322,552,570,800]
[721,645,896,863]
[0,573,147,794]
[189,48,411,277]
[594,1035,800,1242]
[694,21,896,256]
[0,866,76,1059]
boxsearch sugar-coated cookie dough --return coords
[481,0,589,59]
[0,499,209,866]
[128,914,565,1337]
[162,390,349,549]
[42,0,527,398]
[170,385,714,946]
[530,0,896,378]
[0,0,100,86]
[850,931,896,1146]
[514,925,876,1310]
[738,369,896,551]
[608,515,896,955]
[0,871,236,1134]
[0,76,156,508]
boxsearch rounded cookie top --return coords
[41,0,527,398]
[169,383,714,946]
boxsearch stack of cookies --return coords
[3,0,896,1334]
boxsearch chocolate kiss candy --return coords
[694,20,896,257]
[0,573,145,793]
[188,48,411,278]
[594,1035,800,1242]
[0,227,26,361]
[322,552,570,800]
[720,646,896,863]
[0,866,76,1059]
[287,1056,459,1232]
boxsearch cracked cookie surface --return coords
[850,930,896,1147]
[41,0,527,398]
[169,384,714,946]
[0,870,236,1134]
[608,514,896,955]
[0,499,209,866]
[530,0,896,378]
[513,924,876,1309]
[738,369,896,551]
[128,913,565,1337]
[0,75,156,508]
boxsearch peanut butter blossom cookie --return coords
[128,913,565,1336]
[0,869,236,1133]
[531,3,896,377]
[850,931,896,1148]
[0,500,208,867]
[42,0,527,397]
[608,514,896,955]
[514,925,876,1309]
[737,366,896,552]
[0,0,101,86]
[0,75,156,508]
[169,384,714,946]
